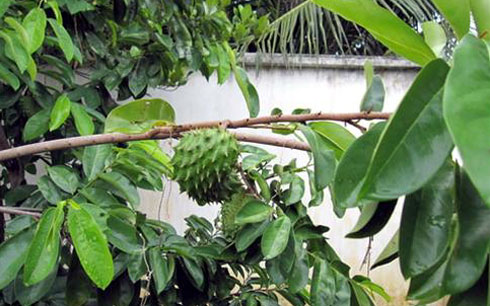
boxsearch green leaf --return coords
[470,0,490,41]
[261,216,292,260]
[47,165,80,194]
[127,252,147,283]
[266,233,296,285]
[333,122,386,209]
[22,8,47,53]
[68,205,114,289]
[106,215,142,254]
[5,216,35,236]
[105,98,175,133]
[0,0,12,18]
[4,17,30,55]
[24,206,64,286]
[309,122,356,160]
[66,255,95,306]
[346,199,397,239]
[443,35,490,206]
[47,18,74,62]
[23,108,50,141]
[283,175,305,205]
[399,161,454,278]
[313,0,435,66]
[0,30,29,73]
[15,267,57,306]
[71,103,94,136]
[98,172,140,208]
[235,200,273,225]
[371,230,399,270]
[0,64,20,90]
[360,75,385,113]
[235,220,269,252]
[422,22,447,57]
[311,258,351,306]
[447,269,488,306]
[182,257,204,290]
[431,0,470,40]
[79,187,120,208]
[83,144,112,180]
[364,60,374,87]
[299,125,336,190]
[216,44,231,84]
[234,66,260,118]
[37,175,62,204]
[149,248,174,294]
[0,227,34,290]
[360,59,452,201]
[443,169,490,294]
[49,93,71,131]
[288,238,309,293]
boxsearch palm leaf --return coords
[256,0,440,56]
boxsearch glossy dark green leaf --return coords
[36,175,62,204]
[47,18,74,62]
[106,215,142,254]
[0,227,34,290]
[399,161,454,278]
[261,216,292,260]
[284,175,305,205]
[68,205,114,289]
[350,281,375,306]
[346,199,397,239]
[371,230,399,270]
[443,35,490,206]
[47,165,80,194]
[182,257,204,290]
[313,0,435,66]
[15,267,57,306]
[98,172,139,208]
[443,169,490,294]
[266,233,295,285]
[24,206,64,285]
[49,93,71,131]
[23,108,50,141]
[235,200,273,225]
[66,255,95,306]
[431,0,470,40]
[361,75,385,113]
[127,252,147,283]
[311,258,351,306]
[299,125,336,190]
[288,238,309,293]
[0,0,12,18]
[235,220,269,252]
[83,144,113,181]
[447,267,488,306]
[333,122,385,209]
[71,103,94,136]
[149,248,174,294]
[105,98,175,133]
[360,59,452,201]
[234,66,259,118]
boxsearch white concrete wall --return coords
[139,54,440,305]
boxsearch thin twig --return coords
[0,112,390,162]
[0,207,41,217]
[346,120,367,133]
[238,163,260,199]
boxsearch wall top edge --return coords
[239,53,420,70]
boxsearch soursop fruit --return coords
[171,128,242,205]
[220,190,252,238]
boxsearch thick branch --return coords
[0,112,389,162]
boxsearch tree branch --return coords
[0,112,390,162]
[0,207,41,218]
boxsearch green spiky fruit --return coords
[171,128,242,205]
[220,191,252,237]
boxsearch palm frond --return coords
[255,0,441,56]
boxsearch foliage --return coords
[1,0,490,305]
